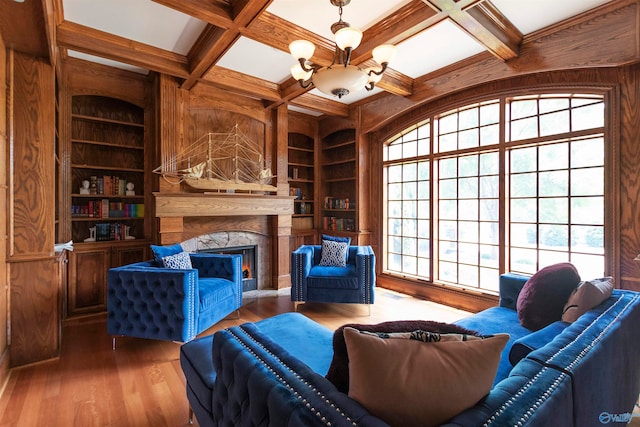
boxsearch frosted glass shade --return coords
[289,40,315,60]
[372,44,397,64]
[335,27,363,51]
[312,65,368,98]
[290,63,313,81]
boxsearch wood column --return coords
[272,105,292,289]
[7,51,59,366]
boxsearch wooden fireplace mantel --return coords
[154,192,294,217]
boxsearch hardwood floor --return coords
[0,288,470,427]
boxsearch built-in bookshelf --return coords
[70,96,146,243]
[321,128,357,233]
[288,132,315,231]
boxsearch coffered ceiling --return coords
[1,0,612,116]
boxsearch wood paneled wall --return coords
[0,31,10,388]
[7,51,58,366]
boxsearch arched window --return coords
[383,94,605,293]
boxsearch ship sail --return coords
[153,124,276,192]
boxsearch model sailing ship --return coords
[153,124,276,193]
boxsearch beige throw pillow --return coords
[561,277,614,323]
[344,327,509,427]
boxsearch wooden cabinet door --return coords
[67,247,110,316]
[111,244,148,267]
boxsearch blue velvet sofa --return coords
[180,273,640,426]
[108,253,242,343]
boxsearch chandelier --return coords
[288,0,397,99]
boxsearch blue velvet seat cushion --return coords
[198,278,236,311]
[307,265,358,290]
[455,306,532,384]
[508,320,568,366]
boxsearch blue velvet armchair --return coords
[107,253,243,345]
[291,245,375,311]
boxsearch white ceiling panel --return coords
[391,20,486,79]
[491,0,612,35]
[62,0,206,54]
[217,37,294,84]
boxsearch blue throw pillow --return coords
[319,239,349,267]
[322,234,351,246]
[161,251,193,269]
[151,243,183,265]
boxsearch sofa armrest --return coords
[107,266,200,342]
[291,245,316,301]
[499,273,530,309]
[355,245,376,304]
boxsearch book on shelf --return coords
[71,202,144,218]
[323,196,354,210]
[322,216,355,231]
[79,175,132,196]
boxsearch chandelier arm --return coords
[368,62,389,77]
[298,58,316,73]
[365,82,375,91]
[298,79,313,89]
[343,47,352,67]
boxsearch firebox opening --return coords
[199,245,257,292]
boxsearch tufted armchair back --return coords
[107,253,242,343]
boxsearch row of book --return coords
[93,223,132,241]
[323,196,354,210]
[322,216,355,231]
[87,175,132,196]
[290,187,305,200]
[295,202,313,215]
[72,200,145,218]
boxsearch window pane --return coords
[387,143,402,161]
[440,158,457,178]
[388,201,402,217]
[388,183,402,199]
[511,247,538,274]
[539,198,568,223]
[571,167,603,196]
[403,218,417,236]
[402,256,417,275]
[403,163,417,181]
[388,235,402,253]
[511,223,536,248]
[479,176,499,198]
[459,221,479,242]
[439,113,458,134]
[459,108,478,129]
[403,182,417,199]
[539,170,568,196]
[388,218,402,235]
[439,200,457,220]
[479,199,498,221]
[459,128,479,149]
[480,103,500,125]
[459,177,478,198]
[511,147,537,172]
[571,196,603,224]
[511,99,537,119]
[511,173,537,197]
[459,155,478,177]
[572,103,604,131]
[539,224,568,250]
[403,237,417,256]
[480,245,499,268]
[459,200,478,220]
[539,143,568,171]
[511,198,537,222]
[539,98,569,114]
[540,110,570,136]
[440,179,457,198]
[480,222,499,244]
[572,138,603,167]
[459,263,478,287]
[571,225,603,254]
[511,117,538,140]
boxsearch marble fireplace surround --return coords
[181,231,270,290]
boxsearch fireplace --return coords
[200,245,257,292]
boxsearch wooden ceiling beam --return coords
[200,66,282,101]
[56,20,189,78]
[289,93,350,117]
[181,0,273,90]
[151,0,233,28]
[423,0,522,61]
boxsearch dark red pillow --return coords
[516,263,581,331]
[325,320,478,393]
